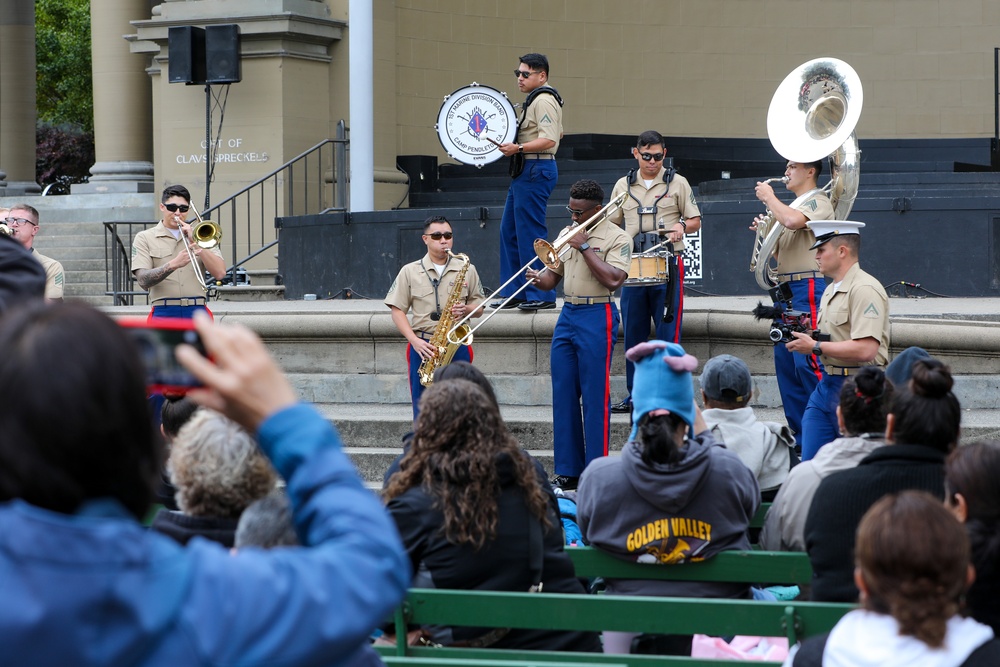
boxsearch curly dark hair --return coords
[838,366,893,435]
[384,380,550,550]
[856,491,970,648]
[636,411,686,467]
[568,179,604,205]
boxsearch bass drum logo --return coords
[435,83,517,167]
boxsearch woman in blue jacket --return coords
[0,302,409,666]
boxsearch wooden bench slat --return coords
[566,547,812,585]
[403,589,851,639]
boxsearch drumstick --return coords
[485,137,503,147]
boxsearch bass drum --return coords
[435,83,517,167]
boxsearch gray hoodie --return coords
[577,431,760,598]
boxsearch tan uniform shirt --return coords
[131,221,224,302]
[550,220,631,298]
[384,253,486,336]
[608,169,700,252]
[33,250,64,299]
[517,89,562,155]
[816,262,890,369]
[774,190,835,276]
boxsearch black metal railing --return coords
[204,120,349,285]
[104,221,156,306]
[104,120,349,304]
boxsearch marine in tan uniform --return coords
[132,184,226,319]
[6,204,65,302]
[753,160,835,442]
[607,130,702,413]
[786,220,889,461]
[526,179,631,490]
[493,52,564,311]
[385,215,486,419]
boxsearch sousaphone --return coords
[751,57,863,289]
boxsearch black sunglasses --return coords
[164,203,190,213]
[514,70,537,79]
[639,152,665,162]
[426,231,453,240]
[566,204,598,217]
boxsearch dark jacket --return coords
[577,432,759,599]
[150,509,239,548]
[804,444,947,602]
[386,452,600,652]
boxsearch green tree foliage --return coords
[36,0,93,133]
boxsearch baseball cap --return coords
[700,354,753,404]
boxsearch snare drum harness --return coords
[625,166,680,324]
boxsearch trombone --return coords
[178,205,223,292]
[447,190,628,345]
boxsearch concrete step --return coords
[318,401,1000,484]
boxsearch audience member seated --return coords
[151,409,277,547]
[235,490,299,549]
[382,360,501,487]
[0,302,408,665]
[700,353,796,500]
[154,395,199,510]
[804,358,958,602]
[384,379,600,653]
[761,366,893,551]
[786,491,1000,666]
[578,341,760,656]
[946,441,1000,635]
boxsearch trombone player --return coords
[526,179,631,491]
[752,160,833,444]
[132,184,226,319]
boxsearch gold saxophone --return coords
[418,251,473,387]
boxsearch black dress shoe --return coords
[517,300,556,311]
[550,475,580,491]
[489,298,525,309]
[611,398,632,414]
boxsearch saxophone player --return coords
[385,215,487,420]
[751,160,834,446]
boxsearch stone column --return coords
[74,0,154,194]
[0,0,39,195]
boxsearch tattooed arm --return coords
[134,250,191,290]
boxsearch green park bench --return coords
[376,545,851,666]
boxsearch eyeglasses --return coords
[5,217,36,227]
[639,152,665,162]
[514,70,537,79]
[164,203,190,213]
[566,204,598,217]
[426,231,453,240]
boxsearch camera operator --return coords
[785,220,888,461]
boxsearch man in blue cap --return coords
[785,220,889,461]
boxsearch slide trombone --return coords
[447,190,628,345]
[177,206,223,292]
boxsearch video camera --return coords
[752,282,831,345]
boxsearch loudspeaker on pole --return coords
[168,26,206,85]
[206,25,242,84]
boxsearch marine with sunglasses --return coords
[385,215,486,420]
[492,52,564,312]
[132,184,227,319]
[606,131,701,416]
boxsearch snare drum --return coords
[625,253,670,285]
[435,83,517,167]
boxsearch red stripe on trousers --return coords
[807,279,823,381]
[603,303,613,456]
[673,257,685,342]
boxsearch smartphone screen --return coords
[119,318,206,394]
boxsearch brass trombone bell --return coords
[532,190,628,272]
[191,219,222,249]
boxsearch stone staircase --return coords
[107,298,1000,488]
